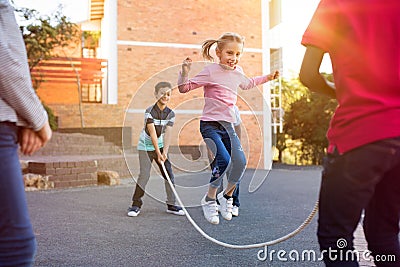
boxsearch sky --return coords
[280,0,332,74]
[13,0,90,23]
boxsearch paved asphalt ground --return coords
[26,166,364,267]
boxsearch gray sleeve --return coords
[0,1,47,131]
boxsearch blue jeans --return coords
[318,137,400,267]
[210,160,241,207]
[0,122,36,267]
[200,121,246,189]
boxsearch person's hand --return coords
[20,128,43,156]
[36,121,52,147]
[161,151,168,162]
[267,70,280,81]
[182,57,192,75]
[157,151,165,165]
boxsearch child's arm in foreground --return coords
[162,125,173,160]
[299,46,336,99]
[146,123,164,163]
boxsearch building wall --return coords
[120,0,266,168]
[47,0,269,168]
[119,0,262,46]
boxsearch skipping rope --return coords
[161,162,319,250]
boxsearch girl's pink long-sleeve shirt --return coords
[178,63,269,123]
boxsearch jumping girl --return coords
[178,32,279,224]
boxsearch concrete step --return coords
[29,132,121,156]
[50,132,106,145]
[34,144,121,156]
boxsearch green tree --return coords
[15,5,79,76]
[13,4,79,130]
[283,75,337,165]
[285,93,336,164]
[273,75,337,165]
[273,78,309,162]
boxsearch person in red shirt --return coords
[300,1,400,266]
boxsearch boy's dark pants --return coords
[318,137,400,267]
[132,149,176,208]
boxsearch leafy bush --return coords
[43,103,58,131]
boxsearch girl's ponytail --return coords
[201,39,218,61]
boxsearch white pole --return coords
[262,1,272,170]
[101,0,118,104]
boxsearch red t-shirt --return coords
[302,0,400,154]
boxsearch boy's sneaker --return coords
[232,205,239,217]
[127,206,140,217]
[201,195,219,225]
[166,205,185,216]
[217,192,233,221]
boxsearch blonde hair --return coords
[201,32,245,61]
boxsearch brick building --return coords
[36,0,283,169]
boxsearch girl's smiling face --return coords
[216,41,243,70]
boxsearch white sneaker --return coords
[127,206,140,217]
[166,205,185,216]
[201,195,219,225]
[232,205,239,217]
[217,192,233,221]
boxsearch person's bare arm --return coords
[147,123,163,163]
[299,46,336,99]
[20,128,42,156]
[162,125,172,160]
[36,122,52,146]
[20,122,52,156]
